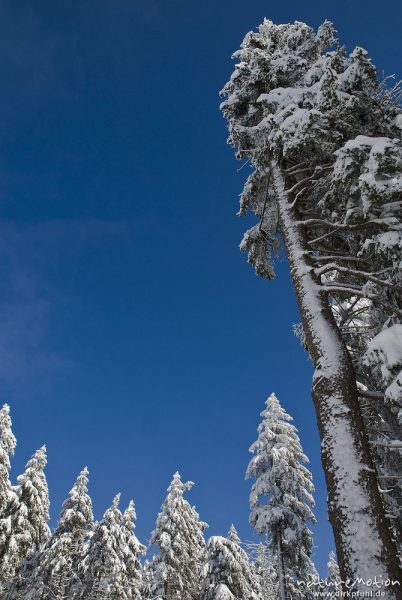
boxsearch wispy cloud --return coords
[0,218,130,399]
[0,223,56,391]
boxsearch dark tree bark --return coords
[277,532,287,600]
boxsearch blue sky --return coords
[0,0,401,576]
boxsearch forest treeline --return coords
[0,397,339,600]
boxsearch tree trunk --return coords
[271,164,401,595]
[277,532,287,600]
[165,574,176,600]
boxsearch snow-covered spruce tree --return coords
[142,559,155,600]
[200,527,261,600]
[302,560,321,600]
[361,323,402,552]
[323,129,402,550]
[246,393,315,600]
[221,18,401,587]
[0,446,50,588]
[148,472,207,600]
[80,493,145,600]
[0,404,18,588]
[324,551,341,599]
[120,500,146,600]
[12,467,94,600]
[0,405,17,514]
[227,524,241,545]
[16,446,50,550]
[252,543,278,600]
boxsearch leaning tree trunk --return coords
[271,164,401,595]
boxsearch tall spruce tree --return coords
[0,446,50,589]
[324,551,341,599]
[0,405,17,514]
[120,500,146,600]
[14,467,94,600]
[148,472,207,600]
[221,18,401,588]
[80,494,144,600]
[246,393,315,600]
[200,528,261,600]
[0,404,18,589]
[253,544,278,600]
[17,446,51,550]
[227,524,241,545]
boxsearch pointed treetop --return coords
[27,445,47,470]
[169,471,194,493]
[103,493,122,522]
[14,444,51,549]
[112,493,121,508]
[263,392,293,421]
[56,466,93,534]
[121,498,146,564]
[0,404,17,506]
[65,467,90,499]
[0,404,17,467]
[18,445,48,482]
[250,393,307,466]
[246,392,316,579]
[227,525,241,545]
[327,550,340,581]
[80,489,145,600]
[70,466,90,495]
[123,500,137,526]
[149,471,207,600]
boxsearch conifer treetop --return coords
[17,445,50,546]
[0,404,17,510]
[227,524,241,545]
[56,466,93,536]
[0,405,16,469]
[81,493,145,600]
[200,534,260,600]
[246,392,315,575]
[149,472,207,600]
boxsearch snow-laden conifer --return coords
[0,405,16,514]
[120,500,146,600]
[324,551,341,599]
[81,493,144,600]
[253,544,277,600]
[0,405,18,589]
[15,467,94,600]
[0,446,50,588]
[221,17,401,588]
[17,446,50,549]
[142,559,155,600]
[302,560,321,600]
[200,527,261,600]
[148,472,207,600]
[246,393,315,600]
[325,132,402,549]
[227,524,241,545]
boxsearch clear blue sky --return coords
[0,0,400,576]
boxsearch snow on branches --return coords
[221,16,402,587]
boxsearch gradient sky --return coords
[0,0,401,576]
